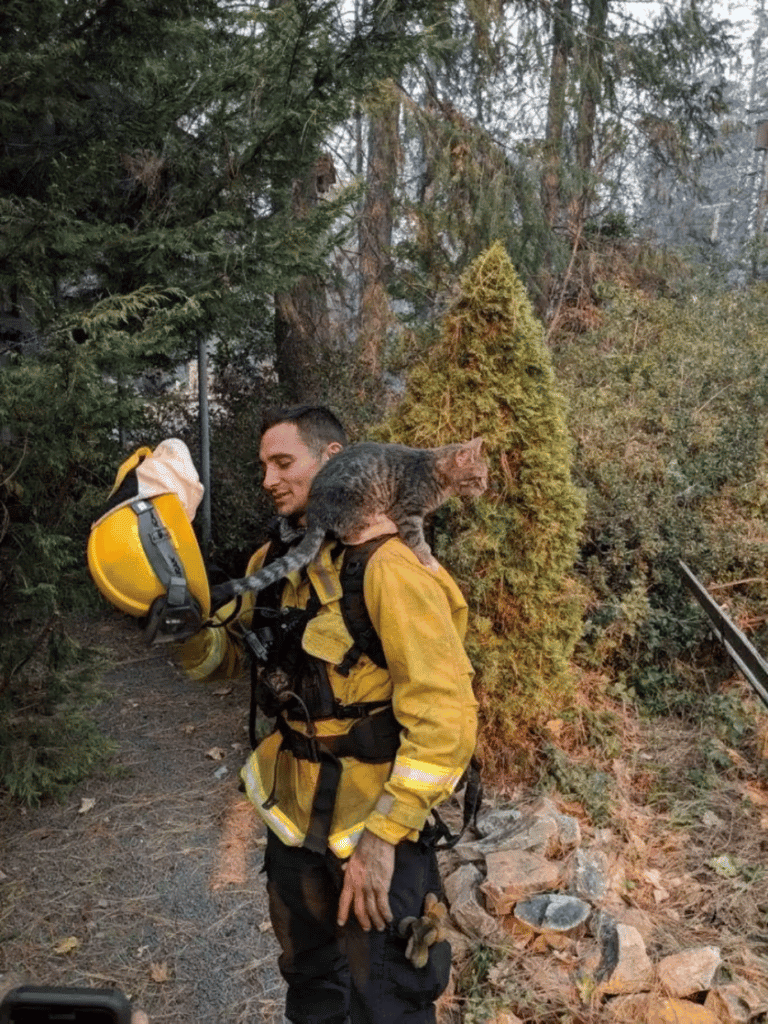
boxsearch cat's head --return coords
[438,436,488,497]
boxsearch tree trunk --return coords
[749,0,768,264]
[357,85,400,379]
[274,155,336,404]
[542,0,573,232]
[568,0,609,235]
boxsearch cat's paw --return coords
[420,553,440,572]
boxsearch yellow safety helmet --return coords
[87,440,210,643]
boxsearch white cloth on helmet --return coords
[91,438,203,528]
[135,438,204,521]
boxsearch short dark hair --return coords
[260,405,347,456]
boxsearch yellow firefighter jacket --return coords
[174,535,478,859]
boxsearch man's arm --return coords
[337,542,478,929]
[172,544,268,681]
[363,544,478,842]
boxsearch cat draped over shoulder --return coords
[213,437,488,605]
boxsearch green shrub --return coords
[380,242,586,770]
[0,625,112,805]
[0,291,196,803]
[558,282,768,703]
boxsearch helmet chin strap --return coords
[132,499,203,643]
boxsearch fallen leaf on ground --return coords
[741,782,768,808]
[707,853,740,878]
[212,687,232,696]
[642,867,669,902]
[78,797,96,814]
[206,747,227,761]
[54,936,81,955]
[150,961,171,983]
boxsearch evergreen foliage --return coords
[394,91,553,317]
[380,242,586,769]
[0,0,439,802]
[557,278,768,711]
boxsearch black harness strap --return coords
[272,707,402,855]
[431,754,483,849]
[336,535,392,676]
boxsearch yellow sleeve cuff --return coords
[364,811,415,845]
[173,626,226,680]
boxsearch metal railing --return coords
[679,560,768,712]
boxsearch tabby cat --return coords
[215,437,487,603]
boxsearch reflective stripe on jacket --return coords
[174,536,478,857]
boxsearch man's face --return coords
[259,421,336,522]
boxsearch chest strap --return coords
[264,705,401,855]
[336,535,392,675]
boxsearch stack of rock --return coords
[437,796,767,1023]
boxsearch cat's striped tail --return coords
[209,526,327,609]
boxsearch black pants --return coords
[264,829,452,1024]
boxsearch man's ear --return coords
[321,442,343,463]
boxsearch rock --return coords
[594,827,616,846]
[608,903,655,944]
[475,807,522,837]
[458,799,580,862]
[648,999,720,1024]
[442,923,472,962]
[444,864,506,944]
[444,862,481,904]
[531,796,581,851]
[705,981,768,1023]
[481,850,563,915]
[455,815,558,862]
[569,848,609,900]
[657,946,722,998]
[590,906,617,941]
[608,995,720,1024]
[596,923,654,995]
[513,893,591,935]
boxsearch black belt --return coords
[267,705,401,855]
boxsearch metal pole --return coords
[197,334,211,558]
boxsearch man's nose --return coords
[262,464,279,490]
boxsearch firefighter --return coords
[174,405,478,1024]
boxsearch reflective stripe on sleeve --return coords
[328,822,365,860]
[240,756,304,847]
[390,756,464,793]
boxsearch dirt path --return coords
[0,613,285,1024]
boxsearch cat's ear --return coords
[455,436,484,466]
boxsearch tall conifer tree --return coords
[381,242,585,769]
